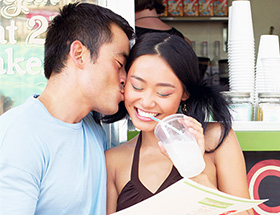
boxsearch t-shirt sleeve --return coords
[0,163,39,214]
[0,123,42,214]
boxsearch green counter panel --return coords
[236,131,280,151]
[128,130,280,151]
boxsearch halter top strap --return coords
[131,132,142,181]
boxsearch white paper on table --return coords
[111,178,267,215]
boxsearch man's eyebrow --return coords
[130,75,175,88]
[118,52,129,59]
[123,53,129,59]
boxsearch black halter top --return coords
[116,132,183,211]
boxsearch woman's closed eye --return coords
[131,83,172,97]
[131,84,143,91]
[157,92,171,97]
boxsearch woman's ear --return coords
[181,92,189,101]
[69,40,86,69]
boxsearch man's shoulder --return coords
[1,96,40,126]
[83,112,103,131]
[83,112,107,146]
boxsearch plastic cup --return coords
[154,114,205,178]
[261,57,280,92]
[256,35,280,67]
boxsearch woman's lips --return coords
[134,107,159,121]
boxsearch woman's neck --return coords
[135,8,171,30]
[135,9,159,21]
[140,130,160,148]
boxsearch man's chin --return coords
[98,101,124,116]
[100,107,119,116]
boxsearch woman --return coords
[135,0,191,44]
[104,33,253,215]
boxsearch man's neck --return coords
[38,77,89,124]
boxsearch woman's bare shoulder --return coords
[204,122,238,152]
[204,122,223,151]
[105,135,138,162]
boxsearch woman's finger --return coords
[179,115,205,154]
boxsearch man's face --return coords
[81,24,130,115]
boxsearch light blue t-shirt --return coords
[0,96,107,215]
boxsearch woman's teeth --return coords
[137,109,158,118]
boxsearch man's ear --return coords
[181,92,189,101]
[69,40,86,69]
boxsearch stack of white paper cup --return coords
[228,0,255,93]
[255,35,280,93]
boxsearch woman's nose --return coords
[140,91,156,108]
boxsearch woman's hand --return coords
[179,115,205,156]
[158,115,205,158]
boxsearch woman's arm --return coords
[214,128,254,215]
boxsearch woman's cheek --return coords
[124,86,132,102]
[124,86,135,110]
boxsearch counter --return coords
[128,122,280,151]
[233,121,280,151]
[232,122,280,214]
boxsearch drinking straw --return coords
[149,115,161,122]
[149,116,182,135]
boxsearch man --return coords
[0,3,134,215]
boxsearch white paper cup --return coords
[228,6,232,42]
[230,1,254,41]
[154,114,205,178]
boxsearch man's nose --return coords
[120,68,126,90]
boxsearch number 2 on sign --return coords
[26,15,48,46]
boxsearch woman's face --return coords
[125,54,188,132]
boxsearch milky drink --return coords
[164,137,205,178]
[154,114,205,178]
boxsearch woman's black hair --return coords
[103,33,232,152]
[135,0,165,14]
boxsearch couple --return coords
[0,3,252,215]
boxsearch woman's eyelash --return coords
[157,92,170,97]
[132,84,143,91]
[131,83,170,97]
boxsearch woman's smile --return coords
[134,107,160,121]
